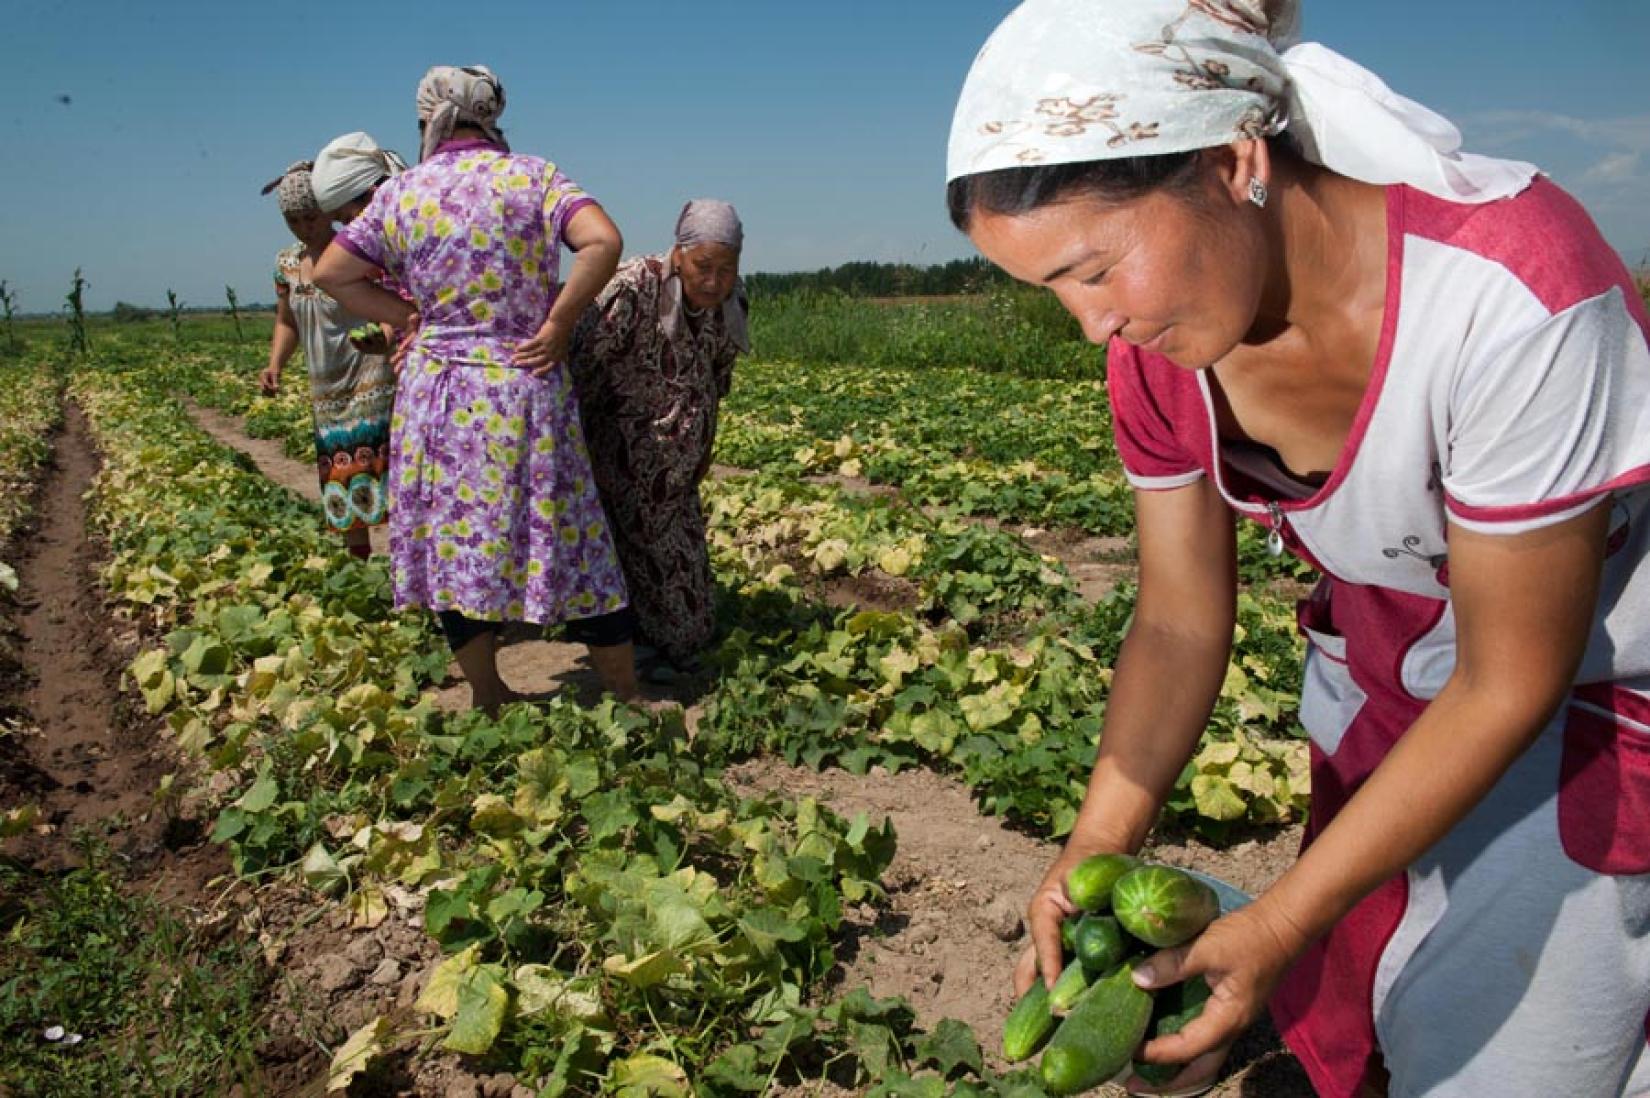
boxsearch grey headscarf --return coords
[260,161,320,216]
[661,199,750,353]
[416,65,508,162]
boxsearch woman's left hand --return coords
[513,316,573,376]
[1125,900,1309,1089]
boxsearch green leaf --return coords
[181,633,233,677]
[915,1018,983,1078]
[703,1043,769,1091]
[216,603,264,644]
[583,790,640,841]
[236,769,279,813]
[738,907,809,956]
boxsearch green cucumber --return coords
[1132,975,1213,1086]
[1065,853,1142,912]
[1060,917,1078,954]
[1002,979,1055,1062]
[1039,963,1155,1095]
[1111,866,1219,948]
[1048,957,1091,1013]
[1072,914,1126,975]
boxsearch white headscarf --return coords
[946,0,1537,204]
[661,199,750,353]
[311,131,408,213]
[416,65,508,162]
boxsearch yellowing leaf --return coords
[350,886,389,929]
[416,944,479,1019]
[602,949,687,988]
[610,1052,690,1096]
[469,793,525,838]
[1191,774,1248,821]
[877,546,913,577]
[445,968,508,1054]
[327,1015,391,1092]
[416,945,508,1054]
[514,966,606,1021]
[1196,741,1243,768]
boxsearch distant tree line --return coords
[745,257,1011,299]
[112,301,273,321]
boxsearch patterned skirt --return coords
[310,353,395,534]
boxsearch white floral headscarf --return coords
[416,65,508,162]
[947,0,1537,204]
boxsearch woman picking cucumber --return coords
[947,2,1650,1096]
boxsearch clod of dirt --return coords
[312,953,360,994]
[344,933,383,969]
[444,1076,482,1098]
[369,958,402,986]
[977,896,1024,942]
[480,1075,519,1097]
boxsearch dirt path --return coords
[731,760,1314,1097]
[2,404,223,896]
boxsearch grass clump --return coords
[0,839,270,1097]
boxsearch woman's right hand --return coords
[390,312,421,375]
[257,365,281,396]
[1014,840,1121,995]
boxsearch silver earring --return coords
[1248,177,1268,208]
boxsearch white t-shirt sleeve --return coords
[1444,285,1650,534]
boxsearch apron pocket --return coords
[1558,690,1650,875]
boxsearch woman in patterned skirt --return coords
[314,64,639,711]
[258,161,398,557]
[570,200,748,674]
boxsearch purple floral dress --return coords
[335,138,628,626]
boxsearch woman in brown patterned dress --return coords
[570,200,749,673]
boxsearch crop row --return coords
[72,347,1054,1095]
[154,335,1312,833]
[0,363,63,563]
[693,473,1309,835]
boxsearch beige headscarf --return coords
[416,65,508,162]
[661,199,750,353]
[947,0,1537,204]
[311,132,408,212]
[260,161,320,216]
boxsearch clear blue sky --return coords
[2,0,1645,312]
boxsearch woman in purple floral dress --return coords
[570,200,749,673]
[314,64,637,711]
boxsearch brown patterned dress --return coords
[570,255,744,664]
